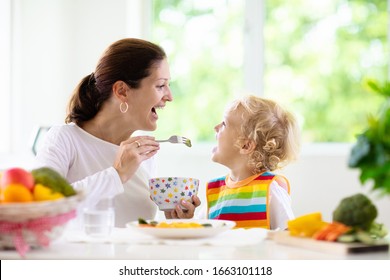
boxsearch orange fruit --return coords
[2,183,34,202]
[33,184,64,201]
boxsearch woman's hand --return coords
[113,136,160,183]
[164,194,201,219]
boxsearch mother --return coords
[35,38,200,227]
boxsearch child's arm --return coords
[269,180,294,230]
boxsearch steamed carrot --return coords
[312,222,351,241]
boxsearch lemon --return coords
[33,183,65,201]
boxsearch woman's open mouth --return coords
[151,105,164,119]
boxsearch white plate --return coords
[126,219,236,239]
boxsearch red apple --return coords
[0,167,35,191]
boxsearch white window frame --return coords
[243,0,264,97]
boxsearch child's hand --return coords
[164,195,201,219]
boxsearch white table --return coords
[1,228,389,260]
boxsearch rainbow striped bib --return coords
[207,172,286,229]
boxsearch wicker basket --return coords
[0,191,84,256]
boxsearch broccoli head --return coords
[332,193,377,230]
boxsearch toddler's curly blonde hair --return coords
[227,95,301,173]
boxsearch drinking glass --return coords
[83,198,115,237]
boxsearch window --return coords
[151,0,246,141]
[1,0,387,159]
[264,0,387,142]
[152,0,387,143]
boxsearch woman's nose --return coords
[165,86,173,101]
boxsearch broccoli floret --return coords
[332,193,377,231]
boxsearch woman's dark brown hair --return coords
[65,38,166,125]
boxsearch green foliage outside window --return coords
[265,0,387,142]
[151,0,387,143]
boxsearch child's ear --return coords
[240,140,256,155]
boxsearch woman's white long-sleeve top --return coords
[34,123,157,228]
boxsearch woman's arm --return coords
[34,126,124,208]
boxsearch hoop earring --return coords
[120,102,128,113]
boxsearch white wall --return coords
[9,0,135,156]
[155,143,390,230]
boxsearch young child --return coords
[206,95,300,230]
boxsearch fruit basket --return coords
[0,191,84,257]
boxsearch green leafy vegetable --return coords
[184,138,192,147]
[138,218,158,226]
[138,218,149,225]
